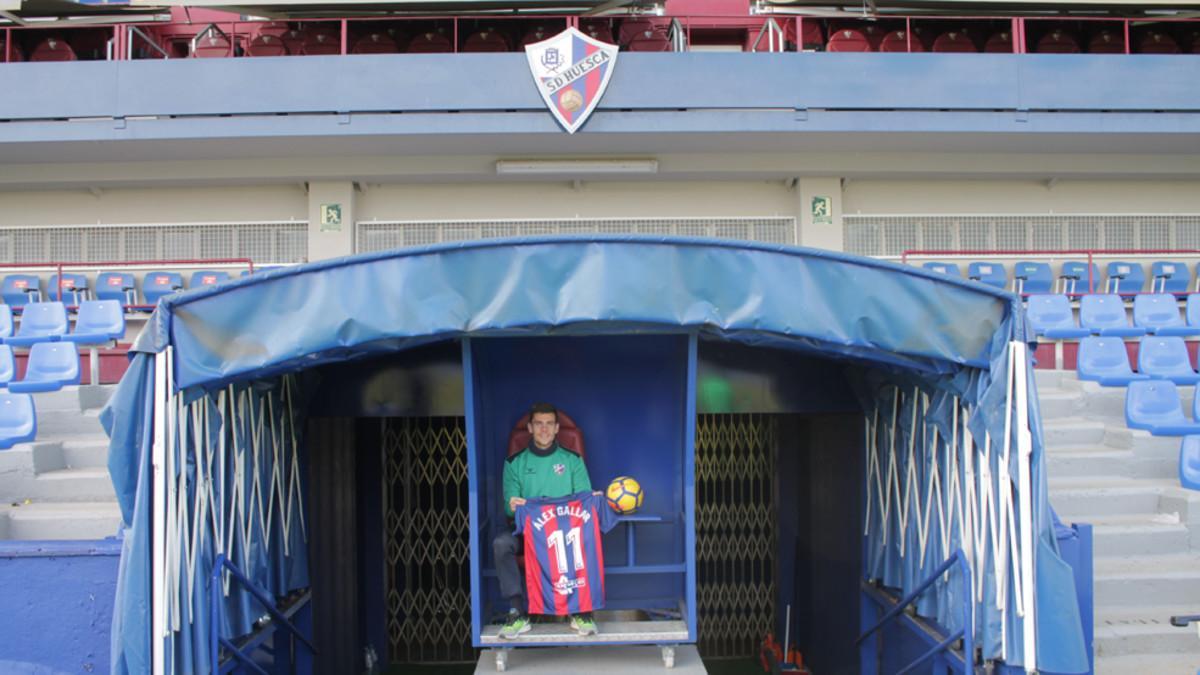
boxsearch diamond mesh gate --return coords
[696,413,778,658]
[383,417,475,664]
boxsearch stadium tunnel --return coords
[103,236,1091,674]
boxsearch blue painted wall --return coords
[0,540,120,674]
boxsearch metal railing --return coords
[858,549,975,675]
[209,554,315,675]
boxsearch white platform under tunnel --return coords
[475,643,704,674]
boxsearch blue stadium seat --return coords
[967,262,1006,289]
[189,270,232,289]
[1151,261,1191,294]
[1,274,42,308]
[1058,261,1099,294]
[1076,336,1147,386]
[8,342,80,393]
[922,262,961,277]
[1079,294,1144,337]
[1138,336,1200,384]
[1105,261,1145,294]
[47,273,89,305]
[1133,294,1200,336]
[0,392,36,449]
[62,300,124,345]
[1188,294,1200,328]
[143,271,183,306]
[1125,380,1200,436]
[1179,436,1200,491]
[5,301,68,347]
[0,345,13,386]
[1026,295,1088,338]
[0,304,11,339]
[96,272,137,307]
[1013,261,1052,294]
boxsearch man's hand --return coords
[509,496,527,512]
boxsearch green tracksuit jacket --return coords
[503,443,592,517]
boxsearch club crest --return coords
[553,463,566,475]
[525,27,619,134]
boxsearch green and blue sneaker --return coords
[569,614,598,636]
[499,611,531,639]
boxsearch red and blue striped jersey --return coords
[514,492,619,615]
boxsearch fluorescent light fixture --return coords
[496,159,658,175]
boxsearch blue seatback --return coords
[0,345,13,385]
[1189,294,1200,328]
[1105,261,1145,294]
[1076,336,1146,386]
[1013,261,1052,294]
[1,274,42,308]
[143,271,184,305]
[63,300,125,345]
[1151,261,1191,294]
[0,392,36,449]
[96,272,137,306]
[1079,294,1143,336]
[0,304,11,339]
[1180,436,1200,491]
[1125,379,1200,435]
[1025,295,1088,338]
[967,262,1006,289]
[1059,261,1100,294]
[1133,294,1200,336]
[921,262,961,277]
[190,270,232,289]
[47,273,89,305]
[6,301,68,346]
[8,342,80,393]
[1138,336,1200,384]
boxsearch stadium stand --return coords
[1013,261,1052,294]
[143,271,184,305]
[47,273,89,305]
[0,392,36,449]
[878,30,924,52]
[931,30,977,52]
[982,30,1013,52]
[1058,261,1099,294]
[826,28,872,52]
[1087,29,1126,53]
[1026,294,1089,338]
[1189,294,1200,327]
[247,34,288,57]
[1035,29,1081,53]
[1133,294,1200,336]
[0,305,11,340]
[193,32,233,58]
[462,28,510,52]
[1125,379,1200,435]
[352,32,398,54]
[1079,294,1145,336]
[63,300,125,346]
[1138,336,1200,384]
[8,342,80,393]
[190,270,232,288]
[1151,260,1191,293]
[95,272,137,307]
[1105,261,1145,294]
[1138,30,1181,54]
[5,302,68,347]
[280,28,305,55]
[1076,336,1147,385]
[407,30,453,53]
[967,262,1006,289]
[2,274,42,308]
[921,261,960,276]
[0,345,12,386]
[302,31,341,55]
[1180,435,1200,490]
[29,37,77,62]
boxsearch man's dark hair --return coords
[529,402,558,422]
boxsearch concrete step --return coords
[1095,556,1200,606]
[33,408,105,438]
[1096,653,1200,675]
[1046,448,1178,481]
[1042,417,1108,446]
[60,439,110,470]
[1037,390,1083,420]
[32,467,117,502]
[0,501,121,540]
[26,385,114,414]
[1096,605,1200,658]
[1050,477,1171,518]
[1091,513,1191,557]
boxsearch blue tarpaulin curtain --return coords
[105,236,1088,673]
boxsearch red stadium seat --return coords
[1137,31,1180,54]
[280,29,305,55]
[256,22,290,38]
[1087,30,1125,53]
[983,31,1014,53]
[618,18,668,47]
[246,34,287,57]
[0,37,21,62]
[580,20,615,45]
[30,37,77,62]
[931,30,977,53]
[783,19,824,50]
[407,31,452,53]
[520,25,552,48]
[352,32,398,54]
[878,30,925,52]
[1036,29,1080,54]
[627,29,671,52]
[826,28,872,52]
[861,24,887,50]
[302,31,340,55]
[192,34,231,58]
[462,28,510,53]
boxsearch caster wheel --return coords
[495,649,508,672]
[662,645,675,668]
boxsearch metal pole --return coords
[1013,341,1038,672]
[152,348,168,675]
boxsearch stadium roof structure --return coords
[0,0,169,24]
[756,0,1200,16]
[126,0,659,16]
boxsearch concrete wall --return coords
[843,179,1200,216]
[0,185,306,227]
[0,540,120,674]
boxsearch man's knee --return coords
[492,532,516,554]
